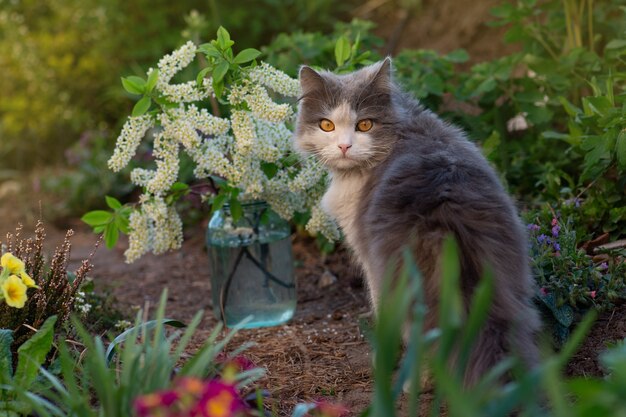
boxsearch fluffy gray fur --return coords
[295,58,541,386]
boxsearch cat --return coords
[294,58,540,386]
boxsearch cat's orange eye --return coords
[356,119,373,132]
[319,119,335,132]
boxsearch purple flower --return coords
[537,234,547,244]
[527,224,540,232]
[599,262,608,271]
[551,225,560,238]
[553,242,561,251]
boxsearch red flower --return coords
[134,390,180,417]
[192,380,244,417]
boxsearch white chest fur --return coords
[321,172,369,249]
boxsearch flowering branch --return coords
[84,27,339,263]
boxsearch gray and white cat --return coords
[294,58,540,386]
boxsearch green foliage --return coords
[392,0,626,240]
[262,19,383,77]
[0,0,207,169]
[526,204,626,344]
[9,291,262,417]
[362,236,626,417]
[0,316,56,415]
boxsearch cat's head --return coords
[294,58,397,173]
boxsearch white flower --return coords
[245,84,293,123]
[108,115,153,172]
[125,209,152,263]
[156,41,197,90]
[506,112,529,132]
[146,133,179,195]
[231,110,256,155]
[161,80,211,103]
[306,203,341,241]
[248,62,300,97]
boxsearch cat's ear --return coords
[299,66,325,95]
[370,57,392,91]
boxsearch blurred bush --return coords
[0,0,208,169]
[0,0,359,170]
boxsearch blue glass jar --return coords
[206,202,296,328]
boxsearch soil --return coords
[1,199,626,416]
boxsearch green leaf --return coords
[260,162,279,179]
[213,79,225,99]
[132,95,152,117]
[105,319,186,364]
[105,196,122,210]
[146,69,159,93]
[481,130,500,160]
[334,36,351,67]
[605,39,626,50]
[616,130,626,169]
[211,192,228,213]
[445,49,469,63]
[81,210,113,227]
[216,26,232,50]
[14,316,57,389]
[196,67,211,86]
[558,96,581,116]
[121,76,145,95]
[114,213,130,234]
[104,222,119,249]
[233,48,261,64]
[582,96,612,116]
[0,329,13,383]
[229,198,243,222]
[422,73,444,95]
[171,182,190,192]
[213,60,229,83]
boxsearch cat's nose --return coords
[338,144,352,155]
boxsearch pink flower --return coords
[134,390,180,417]
[539,287,548,296]
[193,380,244,417]
[590,291,597,299]
[551,218,558,226]
[216,353,256,372]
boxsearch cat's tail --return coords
[462,314,539,386]
[452,217,542,387]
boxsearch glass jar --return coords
[206,201,296,328]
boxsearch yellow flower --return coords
[1,253,38,288]
[1,253,25,274]
[1,275,27,308]
[20,271,39,289]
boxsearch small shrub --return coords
[0,222,94,351]
[526,204,626,344]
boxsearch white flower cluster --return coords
[306,202,341,241]
[124,197,183,263]
[249,62,301,97]
[108,115,153,172]
[161,80,211,103]
[156,41,197,90]
[245,84,293,123]
[111,44,338,262]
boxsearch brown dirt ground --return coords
[1,198,626,416]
